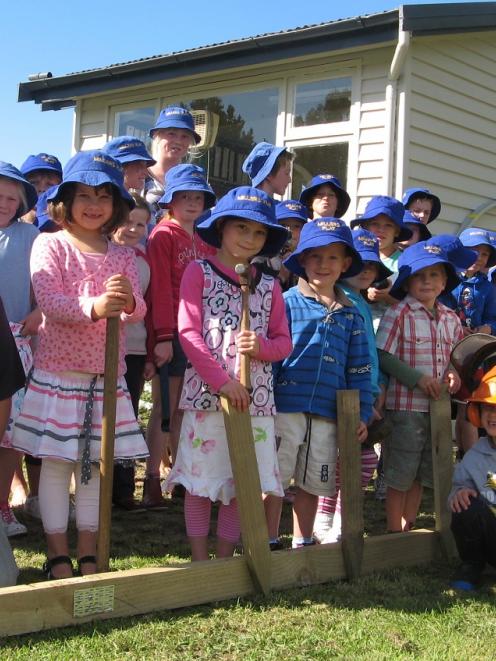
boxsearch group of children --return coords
[2,104,496,589]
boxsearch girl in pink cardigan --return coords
[12,151,148,579]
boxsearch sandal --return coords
[43,555,74,580]
[77,555,97,576]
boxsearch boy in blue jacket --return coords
[266,219,373,549]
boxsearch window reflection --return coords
[291,143,349,199]
[114,107,156,147]
[294,78,352,127]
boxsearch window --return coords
[291,143,349,199]
[293,77,352,128]
[113,106,157,146]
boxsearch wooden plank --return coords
[97,317,120,573]
[430,388,457,559]
[221,397,271,595]
[337,390,364,580]
[0,532,439,638]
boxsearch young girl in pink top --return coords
[165,186,292,561]
[12,151,148,579]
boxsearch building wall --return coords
[403,32,496,235]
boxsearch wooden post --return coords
[220,263,271,595]
[430,386,456,559]
[337,390,364,579]
[96,317,120,573]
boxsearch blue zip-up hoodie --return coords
[273,282,373,422]
[452,272,496,333]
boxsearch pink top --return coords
[30,231,146,376]
[178,256,292,394]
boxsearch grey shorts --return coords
[275,412,337,497]
[383,410,432,491]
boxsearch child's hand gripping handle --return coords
[235,263,251,391]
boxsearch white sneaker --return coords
[1,506,27,537]
[24,496,41,519]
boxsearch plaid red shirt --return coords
[376,295,463,412]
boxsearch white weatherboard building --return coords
[19,3,496,234]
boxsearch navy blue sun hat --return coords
[390,239,460,300]
[299,174,351,218]
[0,161,38,216]
[103,136,155,166]
[402,187,441,223]
[149,106,201,144]
[403,210,432,241]
[35,186,58,231]
[242,142,288,187]
[158,164,216,208]
[46,150,134,207]
[275,199,308,224]
[350,195,412,242]
[196,186,287,256]
[351,228,393,282]
[459,227,496,268]
[427,235,477,272]
[283,217,363,278]
[20,153,63,178]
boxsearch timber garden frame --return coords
[0,388,454,638]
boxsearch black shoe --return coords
[113,497,147,513]
[269,540,284,551]
[43,555,74,580]
[451,562,484,591]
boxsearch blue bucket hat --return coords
[283,217,363,279]
[196,186,287,256]
[458,227,496,268]
[46,150,134,207]
[0,161,38,216]
[149,106,201,144]
[350,228,393,282]
[390,239,460,300]
[20,153,63,178]
[103,136,155,165]
[427,235,477,272]
[158,164,216,209]
[275,199,308,224]
[35,186,58,231]
[402,187,441,223]
[242,142,288,187]
[350,195,412,242]
[299,174,351,218]
[402,210,432,241]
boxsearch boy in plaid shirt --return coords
[376,239,465,532]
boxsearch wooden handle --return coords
[97,316,119,573]
[236,264,251,391]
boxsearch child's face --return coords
[408,197,433,225]
[406,263,447,307]
[266,162,292,196]
[467,244,492,274]
[0,179,21,227]
[123,160,149,191]
[399,223,421,249]
[480,403,496,437]
[112,207,148,247]
[300,242,351,289]
[220,218,268,264]
[26,169,62,194]
[342,261,380,291]
[363,215,399,251]
[71,183,113,232]
[153,128,194,164]
[169,190,205,224]
[280,218,304,250]
[311,184,338,218]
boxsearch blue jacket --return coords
[273,283,373,422]
[448,436,496,513]
[452,272,496,333]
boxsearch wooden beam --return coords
[0,531,439,638]
[430,387,456,559]
[337,390,364,579]
[221,396,271,595]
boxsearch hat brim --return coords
[47,173,134,208]
[119,153,156,166]
[390,257,459,300]
[0,169,38,215]
[248,146,287,187]
[22,163,62,177]
[158,183,216,209]
[196,208,288,256]
[350,216,413,242]
[355,250,393,281]
[283,236,363,279]
[299,182,351,218]
[460,240,496,268]
[149,120,201,144]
